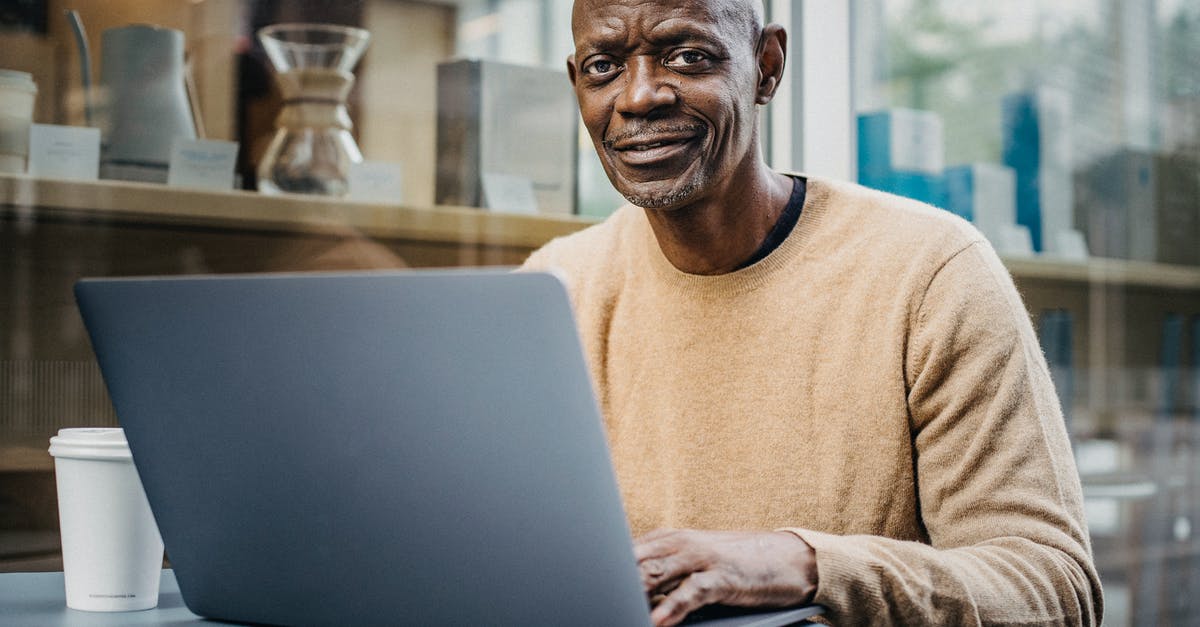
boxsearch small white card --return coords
[1052,229,1089,261]
[347,160,404,203]
[27,124,100,181]
[997,224,1035,257]
[482,172,538,214]
[167,139,239,190]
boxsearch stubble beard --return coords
[612,159,710,209]
[620,179,702,209]
[602,123,710,209]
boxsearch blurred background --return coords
[1,1,1197,624]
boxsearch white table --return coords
[0,570,206,625]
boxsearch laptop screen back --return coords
[75,270,651,626]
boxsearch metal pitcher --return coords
[68,12,197,181]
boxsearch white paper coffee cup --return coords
[49,428,164,612]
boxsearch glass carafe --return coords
[256,23,370,196]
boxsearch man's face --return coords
[569,0,764,209]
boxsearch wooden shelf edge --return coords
[0,446,54,473]
[4,174,1199,289]
[0,174,598,249]
[1003,255,1200,291]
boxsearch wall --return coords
[359,1,457,208]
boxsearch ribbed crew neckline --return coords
[640,174,832,299]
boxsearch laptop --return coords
[75,269,823,627]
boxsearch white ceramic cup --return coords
[0,69,37,174]
[48,428,164,612]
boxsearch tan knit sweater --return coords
[520,176,1102,625]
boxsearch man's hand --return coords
[635,529,819,627]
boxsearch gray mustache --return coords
[602,124,707,148]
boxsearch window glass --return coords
[854,1,1200,624]
[4,7,1195,626]
[0,0,611,572]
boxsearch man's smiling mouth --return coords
[604,125,707,166]
[629,141,675,151]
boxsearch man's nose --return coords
[616,57,676,118]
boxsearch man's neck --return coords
[642,164,794,275]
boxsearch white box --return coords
[435,60,577,214]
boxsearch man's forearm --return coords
[784,528,1100,626]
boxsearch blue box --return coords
[1160,314,1184,419]
[944,163,1017,244]
[1038,309,1074,429]
[1002,89,1073,253]
[1193,316,1200,422]
[858,170,946,208]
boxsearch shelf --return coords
[0,446,53,473]
[4,174,1200,290]
[1003,255,1200,292]
[0,173,597,250]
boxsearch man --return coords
[521,1,1103,625]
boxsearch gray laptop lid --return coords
[75,270,821,627]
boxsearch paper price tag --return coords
[347,160,404,203]
[167,139,239,190]
[27,124,100,181]
[482,172,538,214]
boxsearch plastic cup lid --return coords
[0,69,36,92]
[48,427,132,460]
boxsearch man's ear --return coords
[755,24,786,105]
[567,54,578,86]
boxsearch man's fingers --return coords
[640,555,691,595]
[636,530,702,594]
[636,528,818,624]
[641,557,667,587]
[650,571,727,627]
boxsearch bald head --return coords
[567,0,786,211]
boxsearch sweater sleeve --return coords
[785,241,1103,626]
[518,240,556,272]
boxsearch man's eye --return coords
[584,58,620,76]
[665,49,709,68]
